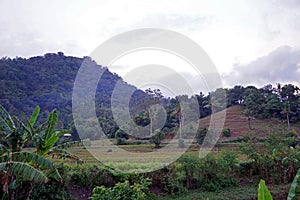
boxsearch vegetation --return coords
[150,129,165,148]
[0,105,62,199]
[2,53,300,199]
[91,178,151,200]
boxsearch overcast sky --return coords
[1,0,300,92]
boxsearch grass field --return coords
[62,106,289,168]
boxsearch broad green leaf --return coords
[28,106,40,128]
[0,104,15,129]
[288,169,300,200]
[258,180,273,200]
[45,109,58,140]
[0,161,47,183]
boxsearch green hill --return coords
[0,52,144,138]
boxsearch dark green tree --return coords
[150,129,165,148]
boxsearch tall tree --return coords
[143,88,163,136]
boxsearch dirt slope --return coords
[199,105,286,139]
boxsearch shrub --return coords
[115,129,129,139]
[162,173,187,195]
[30,179,71,200]
[150,129,165,148]
[91,178,151,200]
[222,128,231,137]
[116,137,128,145]
[196,128,207,145]
[177,152,238,191]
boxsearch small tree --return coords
[115,128,128,139]
[222,128,231,137]
[150,129,165,148]
[196,128,207,145]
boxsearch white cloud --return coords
[1,0,300,89]
[223,45,300,87]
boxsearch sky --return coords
[1,0,300,94]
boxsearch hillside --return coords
[200,105,289,139]
[0,53,144,138]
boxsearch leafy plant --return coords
[91,178,151,200]
[196,128,207,145]
[258,179,273,200]
[32,109,69,156]
[288,169,300,200]
[116,138,128,145]
[0,105,62,199]
[150,129,165,148]
[222,128,231,137]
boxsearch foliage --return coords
[115,128,128,145]
[240,127,300,184]
[91,178,151,200]
[0,105,63,199]
[196,128,207,145]
[32,109,70,156]
[116,138,128,145]
[150,129,165,148]
[0,53,145,139]
[258,179,273,200]
[288,169,300,200]
[222,128,231,137]
[30,179,70,200]
[162,173,187,195]
[176,152,238,191]
[115,129,128,139]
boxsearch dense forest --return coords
[1,52,300,141]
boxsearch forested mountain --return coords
[0,52,144,138]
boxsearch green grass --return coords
[157,183,290,200]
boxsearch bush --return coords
[196,128,207,145]
[59,164,115,188]
[91,178,151,200]
[115,129,129,139]
[150,129,165,148]
[30,179,71,200]
[162,173,187,195]
[127,140,142,145]
[116,138,128,145]
[222,128,231,137]
[177,152,238,191]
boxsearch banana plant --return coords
[258,168,300,200]
[288,169,300,200]
[31,108,81,163]
[32,109,69,156]
[0,104,39,152]
[0,105,62,199]
[258,180,273,200]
